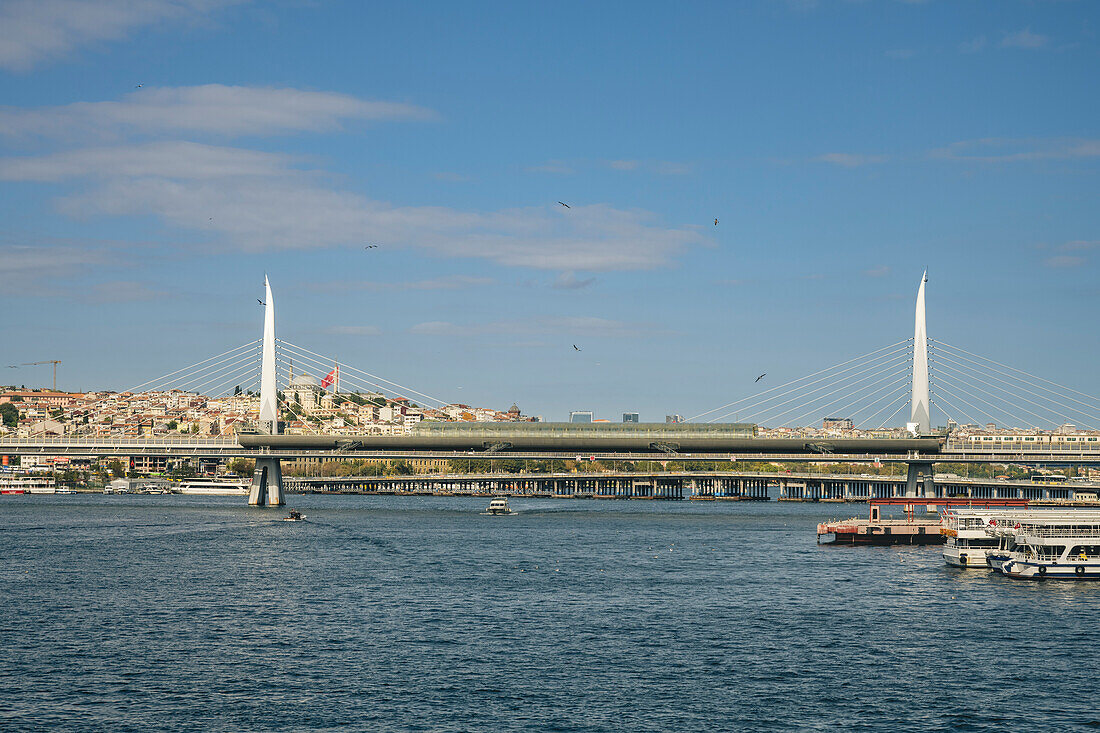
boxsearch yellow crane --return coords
[13,360,62,390]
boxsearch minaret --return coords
[249,274,285,507]
[909,271,930,436]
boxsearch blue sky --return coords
[0,0,1097,424]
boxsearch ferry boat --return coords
[486,497,512,515]
[0,476,56,494]
[985,510,1100,580]
[941,509,1001,568]
[176,478,250,496]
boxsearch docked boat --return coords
[176,478,249,496]
[941,509,1001,568]
[985,510,1100,580]
[486,497,512,515]
[0,476,56,494]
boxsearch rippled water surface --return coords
[3,494,1099,732]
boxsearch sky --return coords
[0,0,1097,424]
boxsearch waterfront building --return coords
[623,412,640,423]
[570,411,593,423]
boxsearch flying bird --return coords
[257,299,265,306]
[714,218,719,226]
[135,84,143,88]
[558,201,571,209]
[755,373,766,383]
[364,245,378,249]
[573,345,581,351]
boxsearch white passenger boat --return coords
[486,497,512,515]
[176,478,250,496]
[985,510,1100,580]
[941,509,1001,568]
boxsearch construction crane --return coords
[11,361,62,390]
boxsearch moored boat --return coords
[941,509,1001,568]
[176,478,249,496]
[985,510,1100,580]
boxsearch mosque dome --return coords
[290,373,320,389]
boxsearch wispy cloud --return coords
[959,35,987,53]
[1061,240,1100,252]
[813,152,889,167]
[304,276,496,292]
[85,280,166,303]
[3,140,703,271]
[606,159,640,171]
[1045,255,1085,268]
[0,0,245,71]
[931,138,1100,163]
[322,325,382,336]
[0,85,432,140]
[1001,28,1048,50]
[551,271,596,290]
[410,316,647,338]
[0,141,290,181]
[863,265,891,277]
[526,160,574,174]
[432,171,471,183]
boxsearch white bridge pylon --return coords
[248,275,284,507]
[909,271,930,436]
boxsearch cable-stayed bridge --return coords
[3,273,1099,505]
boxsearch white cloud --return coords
[958,35,987,53]
[305,276,496,292]
[931,138,1100,163]
[526,160,574,174]
[813,152,889,167]
[1061,240,1100,252]
[410,316,645,338]
[0,141,290,181]
[0,85,432,140]
[606,159,640,171]
[86,280,166,303]
[551,271,596,290]
[1001,28,1048,49]
[863,265,891,277]
[2,140,702,271]
[0,0,243,71]
[1045,255,1085,268]
[322,325,382,336]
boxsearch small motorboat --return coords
[283,510,307,522]
[486,498,512,515]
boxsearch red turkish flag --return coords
[321,368,337,389]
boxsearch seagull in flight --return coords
[755,373,766,383]
[364,245,378,249]
[714,218,719,226]
[558,201,571,209]
[135,84,143,88]
[257,299,266,306]
[573,345,581,351]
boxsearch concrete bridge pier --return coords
[905,460,935,498]
[249,456,284,506]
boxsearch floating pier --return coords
[817,497,1030,545]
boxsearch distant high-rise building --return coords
[665,414,684,424]
[622,412,639,423]
[569,411,593,423]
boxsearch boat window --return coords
[1069,546,1099,560]
[1035,545,1067,561]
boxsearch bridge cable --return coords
[278,340,452,408]
[779,368,912,428]
[929,343,1100,426]
[929,375,1028,429]
[931,355,1094,429]
[931,339,1100,408]
[726,349,912,424]
[930,359,1081,429]
[687,338,912,421]
[817,373,912,430]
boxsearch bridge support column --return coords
[905,461,934,498]
[249,456,284,506]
